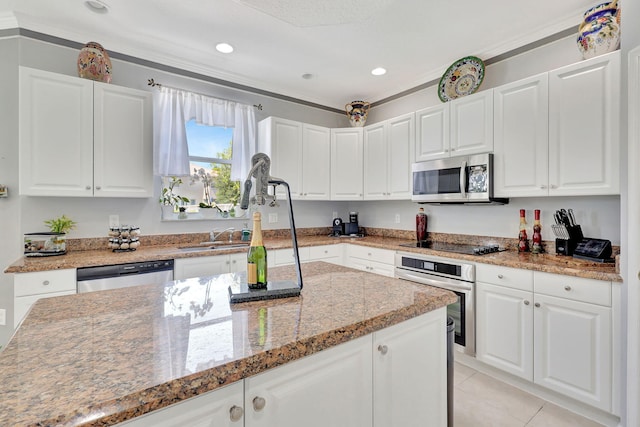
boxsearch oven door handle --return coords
[396,270,472,292]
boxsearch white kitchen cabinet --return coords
[475,265,615,412]
[258,117,331,200]
[174,253,247,280]
[345,245,395,277]
[269,247,311,268]
[363,113,415,200]
[13,269,77,328]
[331,127,363,200]
[548,50,620,196]
[415,90,493,162]
[493,73,549,197]
[245,335,372,427]
[373,308,447,427]
[118,381,244,427]
[308,244,344,265]
[19,67,152,197]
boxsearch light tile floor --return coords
[453,362,606,427]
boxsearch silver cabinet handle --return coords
[524,300,530,305]
[540,185,547,189]
[534,302,541,308]
[42,280,50,286]
[497,274,504,279]
[232,260,237,264]
[85,185,91,190]
[550,184,558,189]
[226,260,230,265]
[229,405,244,422]
[378,344,388,355]
[95,186,101,190]
[564,285,572,291]
[253,396,266,411]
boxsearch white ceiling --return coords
[0,0,595,110]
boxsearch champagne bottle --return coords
[247,212,267,289]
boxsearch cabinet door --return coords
[229,252,246,273]
[450,90,493,156]
[415,104,449,161]
[533,293,612,411]
[118,381,244,427]
[387,113,415,199]
[19,67,94,196]
[476,282,533,380]
[548,51,620,196]
[363,123,388,199]
[374,309,447,427]
[493,74,549,197]
[301,124,331,199]
[94,83,153,197]
[174,255,231,280]
[245,336,372,427]
[330,128,363,200]
[259,117,303,199]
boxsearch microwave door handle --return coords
[460,160,467,198]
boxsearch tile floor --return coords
[453,362,606,427]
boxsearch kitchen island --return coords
[0,261,456,426]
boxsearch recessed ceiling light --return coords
[85,0,109,13]
[216,43,234,54]
[371,67,387,76]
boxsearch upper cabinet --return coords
[494,51,620,197]
[548,51,620,196]
[19,67,153,197]
[363,112,415,200]
[415,90,493,162]
[331,127,363,200]
[258,117,331,200]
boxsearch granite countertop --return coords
[0,262,456,427]
[4,234,621,282]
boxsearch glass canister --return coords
[416,208,427,242]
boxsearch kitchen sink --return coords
[177,243,249,252]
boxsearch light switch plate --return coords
[395,214,401,224]
[268,213,278,223]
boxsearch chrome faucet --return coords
[210,227,235,243]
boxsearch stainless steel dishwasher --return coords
[77,260,174,293]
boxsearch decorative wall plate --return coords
[438,56,485,102]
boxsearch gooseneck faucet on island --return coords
[228,153,303,303]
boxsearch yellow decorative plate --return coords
[438,56,485,102]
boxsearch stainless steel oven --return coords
[395,252,475,356]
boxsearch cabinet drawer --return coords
[347,245,395,265]
[14,269,76,297]
[534,272,611,306]
[272,247,310,266]
[309,244,343,261]
[476,264,533,291]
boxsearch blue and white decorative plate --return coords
[438,56,485,102]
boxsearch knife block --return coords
[555,225,584,256]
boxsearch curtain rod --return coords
[147,78,263,111]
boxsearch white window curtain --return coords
[153,86,257,181]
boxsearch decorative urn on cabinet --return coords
[77,41,113,83]
[345,100,370,127]
[577,0,620,59]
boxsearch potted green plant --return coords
[42,214,76,253]
[160,177,190,218]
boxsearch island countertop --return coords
[0,261,456,427]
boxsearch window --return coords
[163,120,240,213]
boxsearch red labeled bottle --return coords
[532,209,543,254]
[518,209,530,252]
[416,207,427,242]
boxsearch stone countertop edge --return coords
[0,262,457,427]
[4,235,621,282]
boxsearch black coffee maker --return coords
[332,212,360,236]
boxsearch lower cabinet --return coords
[345,245,395,277]
[117,309,447,427]
[476,266,614,412]
[13,269,77,328]
[174,253,246,280]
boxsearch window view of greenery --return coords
[164,120,240,215]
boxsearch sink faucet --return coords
[210,227,235,243]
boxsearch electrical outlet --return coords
[0,309,6,326]
[268,213,278,223]
[395,214,401,224]
[109,215,120,228]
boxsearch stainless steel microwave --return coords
[411,153,508,204]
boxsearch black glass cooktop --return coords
[399,241,506,256]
